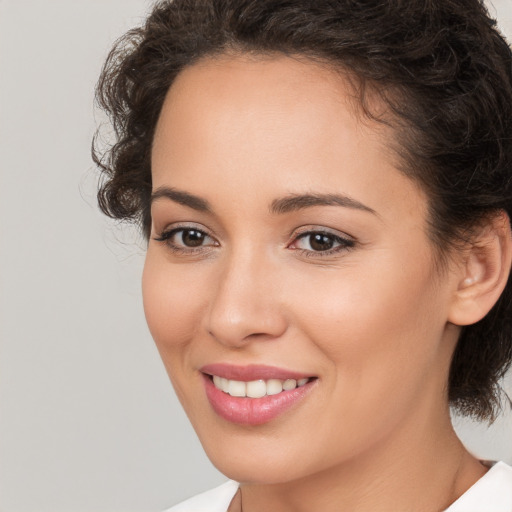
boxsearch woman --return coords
[93,0,512,510]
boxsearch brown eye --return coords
[308,233,336,251]
[180,229,206,247]
[291,230,355,255]
[154,227,217,251]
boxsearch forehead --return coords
[167,53,355,109]
[153,54,392,169]
[156,56,343,150]
[151,54,425,222]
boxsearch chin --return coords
[193,422,331,485]
[209,454,305,485]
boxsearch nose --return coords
[205,251,288,347]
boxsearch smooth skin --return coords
[143,55,512,512]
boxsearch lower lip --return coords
[202,374,315,426]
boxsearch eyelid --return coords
[287,225,356,256]
[153,222,220,253]
[152,222,355,257]
[290,225,355,242]
[153,221,215,239]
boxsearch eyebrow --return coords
[270,193,377,216]
[150,186,376,216]
[151,186,212,212]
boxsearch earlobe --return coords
[448,211,512,326]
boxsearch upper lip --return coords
[200,363,314,381]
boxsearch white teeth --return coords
[282,379,297,391]
[266,379,283,395]
[228,380,246,397]
[214,375,230,393]
[220,377,230,393]
[211,376,311,397]
[246,380,267,398]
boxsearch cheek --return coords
[142,251,208,356]
[142,252,213,414]
[288,250,448,399]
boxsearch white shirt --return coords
[165,461,512,512]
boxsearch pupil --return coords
[310,233,334,251]
[182,230,204,247]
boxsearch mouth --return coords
[209,374,313,398]
[200,364,317,425]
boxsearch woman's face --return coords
[144,55,461,483]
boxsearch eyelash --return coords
[153,226,355,258]
[291,230,355,257]
[153,225,217,255]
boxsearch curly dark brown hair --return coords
[93,0,512,421]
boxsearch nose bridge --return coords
[206,244,286,346]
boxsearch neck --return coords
[237,408,486,512]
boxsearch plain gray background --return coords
[0,1,511,511]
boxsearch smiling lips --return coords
[212,375,310,397]
[201,364,316,425]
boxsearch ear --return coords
[448,211,512,326]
